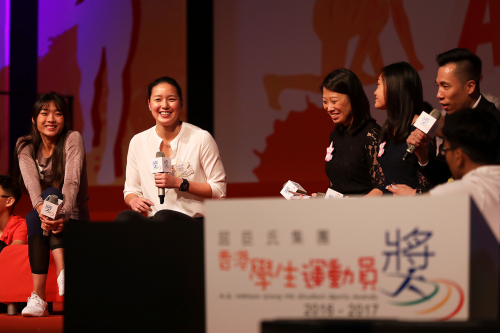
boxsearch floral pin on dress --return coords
[325,142,334,162]
[378,142,386,158]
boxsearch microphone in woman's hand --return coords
[156,152,166,204]
[42,195,60,236]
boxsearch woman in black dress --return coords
[320,68,384,196]
[373,62,431,193]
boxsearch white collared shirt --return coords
[426,96,483,165]
[472,94,482,109]
[124,123,227,218]
[429,165,500,242]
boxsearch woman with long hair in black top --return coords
[319,68,384,196]
[374,62,432,193]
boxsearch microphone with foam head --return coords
[403,109,442,161]
[43,195,59,236]
[156,151,166,204]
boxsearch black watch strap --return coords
[179,178,189,192]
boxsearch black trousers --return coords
[114,209,203,224]
[26,187,74,274]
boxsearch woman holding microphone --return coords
[374,62,432,193]
[115,76,226,223]
[14,92,90,316]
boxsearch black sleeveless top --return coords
[377,126,432,193]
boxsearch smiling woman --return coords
[318,68,384,196]
[12,92,90,317]
[115,76,226,224]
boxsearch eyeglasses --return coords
[440,146,457,156]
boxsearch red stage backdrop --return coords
[215,0,500,195]
[0,0,187,219]
[2,0,500,219]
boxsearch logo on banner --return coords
[381,228,464,320]
[213,226,465,321]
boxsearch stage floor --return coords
[0,314,63,333]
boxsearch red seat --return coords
[0,245,63,303]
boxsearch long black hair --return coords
[321,68,372,133]
[13,92,71,191]
[379,62,423,144]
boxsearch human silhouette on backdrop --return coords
[264,0,423,110]
[38,0,133,184]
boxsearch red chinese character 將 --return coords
[302,259,327,289]
[359,256,377,290]
[283,260,298,288]
[218,250,231,271]
[327,259,342,288]
[234,250,250,270]
[249,258,282,291]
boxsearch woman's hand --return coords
[387,184,416,196]
[39,214,65,233]
[154,173,182,189]
[407,129,430,164]
[129,196,154,213]
[35,202,43,215]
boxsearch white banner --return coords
[204,195,489,333]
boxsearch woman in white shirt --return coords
[116,77,226,223]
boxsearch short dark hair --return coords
[147,76,183,102]
[443,108,499,164]
[436,48,482,88]
[0,175,22,211]
[379,62,423,144]
[321,68,372,133]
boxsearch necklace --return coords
[156,124,181,149]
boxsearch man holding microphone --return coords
[390,48,500,195]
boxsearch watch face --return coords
[180,178,189,191]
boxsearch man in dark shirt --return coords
[391,48,500,194]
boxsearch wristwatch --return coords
[179,178,189,192]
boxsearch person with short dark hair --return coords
[428,108,500,242]
[373,62,432,193]
[391,48,500,194]
[115,76,226,223]
[318,68,384,196]
[0,175,27,253]
[13,92,90,317]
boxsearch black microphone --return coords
[403,109,442,161]
[43,195,59,236]
[156,151,165,204]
